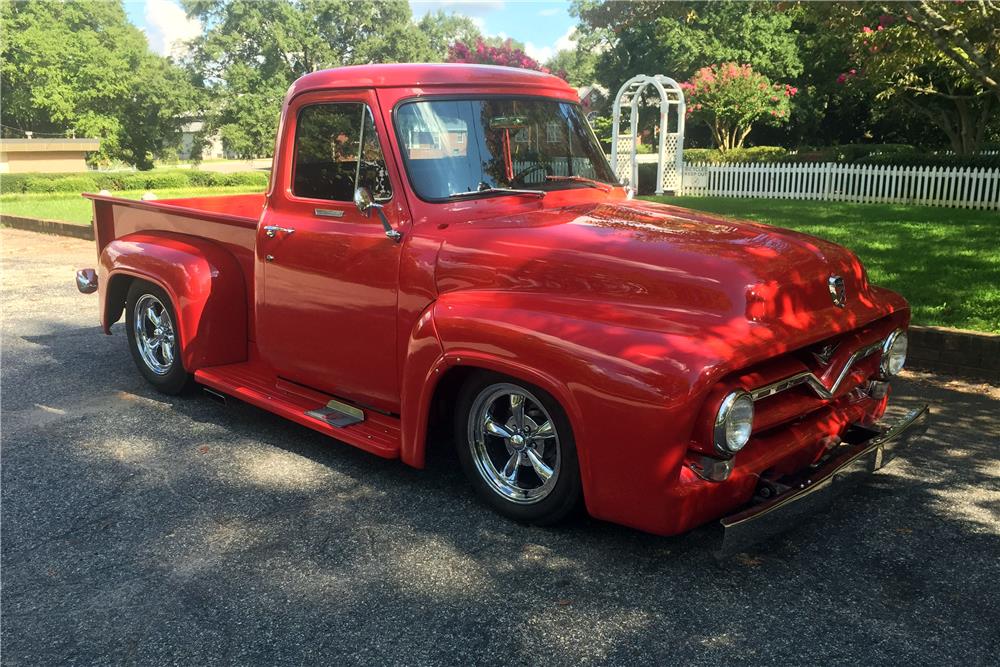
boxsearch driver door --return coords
[256,90,406,413]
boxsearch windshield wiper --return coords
[545,175,614,192]
[447,186,545,199]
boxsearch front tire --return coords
[454,371,581,525]
[125,280,191,395]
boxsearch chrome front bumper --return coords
[718,404,929,557]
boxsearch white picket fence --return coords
[679,162,1000,210]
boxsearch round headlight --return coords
[714,391,754,454]
[880,330,908,377]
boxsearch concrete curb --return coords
[907,325,1000,383]
[1,214,94,240]
[1,214,997,382]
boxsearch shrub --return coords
[858,153,1000,169]
[92,173,131,190]
[187,170,223,186]
[217,171,269,187]
[1,173,33,193]
[21,175,98,193]
[736,146,789,162]
[683,148,717,163]
[683,146,789,164]
[111,171,192,190]
[0,168,269,195]
[145,172,191,189]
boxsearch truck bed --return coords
[84,191,265,336]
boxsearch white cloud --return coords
[524,26,576,64]
[144,0,202,57]
[539,8,560,17]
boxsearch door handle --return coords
[263,225,295,238]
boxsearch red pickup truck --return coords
[78,64,927,553]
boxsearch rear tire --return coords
[454,371,581,525]
[125,280,191,395]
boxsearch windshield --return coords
[395,98,618,200]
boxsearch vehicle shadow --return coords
[4,321,999,663]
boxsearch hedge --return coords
[683,146,790,163]
[20,175,99,193]
[856,153,1000,169]
[1,169,269,194]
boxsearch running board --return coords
[194,361,400,459]
[305,399,364,427]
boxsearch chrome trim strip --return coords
[750,338,885,402]
[314,208,344,218]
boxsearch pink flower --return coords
[836,73,847,84]
[862,26,873,34]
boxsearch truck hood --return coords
[434,200,901,337]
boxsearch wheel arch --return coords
[99,232,248,371]
[402,290,694,526]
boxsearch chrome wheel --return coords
[467,383,561,504]
[132,294,176,376]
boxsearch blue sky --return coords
[125,0,578,63]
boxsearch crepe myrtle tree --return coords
[447,38,567,79]
[838,6,997,155]
[681,62,796,152]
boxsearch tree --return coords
[182,0,446,158]
[841,3,997,154]
[682,63,796,151]
[0,0,199,169]
[417,10,482,60]
[571,1,803,96]
[545,47,598,87]
[446,38,556,75]
[903,1,1000,101]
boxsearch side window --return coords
[292,103,392,202]
[358,107,392,201]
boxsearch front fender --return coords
[99,231,248,371]
[407,289,711,531]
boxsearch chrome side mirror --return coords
[353,186,377,217]
[353,186,402,242]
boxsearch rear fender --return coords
[99,231,248,371]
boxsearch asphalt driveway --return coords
[2,228,998,665]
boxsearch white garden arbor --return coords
[610,75,686,195]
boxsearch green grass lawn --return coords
[0,185,264,225]
[643,196,1000,333]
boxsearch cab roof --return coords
[288,63,577,98]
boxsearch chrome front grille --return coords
[749,337,885,402]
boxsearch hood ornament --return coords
[828,275,847,308]
[812,342,839,366]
